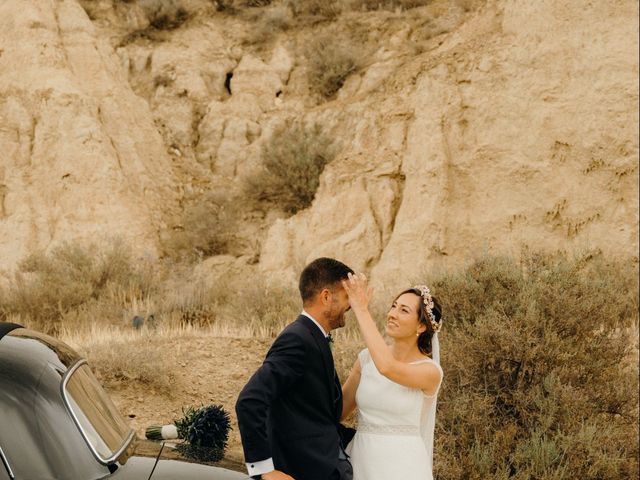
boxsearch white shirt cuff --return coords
[246,458,274,476]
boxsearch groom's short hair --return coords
[299,257,354,303]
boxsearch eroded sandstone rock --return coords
[0,0,636,292]
[260,0,639,287]
[0,0,175,271]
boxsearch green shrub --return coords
[245,121,336,214]
[1,240,155,332]
[429,251,638,479]
[304,30,364,98]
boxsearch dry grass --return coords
[85,337,179,393]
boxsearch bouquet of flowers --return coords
[145,404,231,462]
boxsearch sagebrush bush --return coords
[245,0,273,6]
[1,240,155,332]
[429,251,638,479]
[140,0,190,30]
[164,193,240,261]
[304,30,364,98]
[111,0,192,46]
[287,0,341,19]
[349,0,432,10]
[244,4,293,45]
[245,121,336,214]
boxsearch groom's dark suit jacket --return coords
[236,315,344,480]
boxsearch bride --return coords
[341,273,443,480]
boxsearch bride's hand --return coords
[342,272,373,313]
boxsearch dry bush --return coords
[115,0,193,45]
[287,0,342,20]
[87,338,178,394]
[212,0,270,11]
[164,193,240,261]
[139,0,191,30]
[205,276,300,337]
[304,30,364,99]
[245,120,336,215]
[349,0,432,10]
[1,240,156,333]
[244,4,293,45]
[429,251,639,479]
[215,0,340,21]
[244,0,273,6]
[158,273,300,336]
[159,276,223,328]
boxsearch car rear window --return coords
[63,361,133,463]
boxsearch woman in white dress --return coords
[341,273,443,480]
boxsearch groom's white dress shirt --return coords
[245,310,329,477]
[302,309,328,337]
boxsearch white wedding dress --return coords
[347,349,443,480]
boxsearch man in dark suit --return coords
[236,257,355,480]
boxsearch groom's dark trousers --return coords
[236,315,353,480]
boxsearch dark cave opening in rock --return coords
[225,72,233,95]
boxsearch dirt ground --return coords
[103,335,361,465]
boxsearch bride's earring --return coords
[416,333,420,337]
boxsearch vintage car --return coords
[0,322,249,480]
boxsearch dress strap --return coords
[409,357,435,365]
[357,348,371,366]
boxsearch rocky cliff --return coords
[0,0,637,286]
[0,0,177,272]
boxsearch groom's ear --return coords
[319,288,332,305]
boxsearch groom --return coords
[235,257,355,480]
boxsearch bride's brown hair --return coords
[396,288,442,357]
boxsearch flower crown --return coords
[412,284,441,333]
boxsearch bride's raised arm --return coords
[342,273,441,395]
